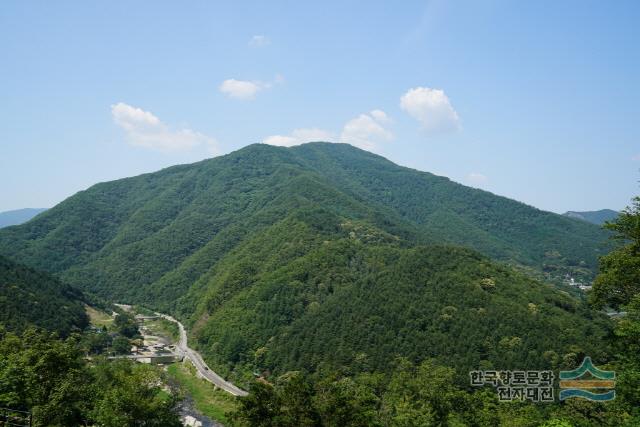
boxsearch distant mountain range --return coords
[563,209,619,225]
[0,207,48,228]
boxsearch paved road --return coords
[157,313,248,397]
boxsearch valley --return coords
[0,143,637,426]
[63,301,240,425]
[3,3,638,425]
[155,310,248,396]
[121,305,244,426]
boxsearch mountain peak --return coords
[0,142,608,301]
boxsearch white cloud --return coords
[263,109,393,151]
[111,103,217,153]
[400,87,460,133]
[370,109,391,123]
[264,128,334,147]
[632,154,640,161]
[219,79,263,100]
[340,110,393,150]
[219,75,283,100]
[248,35,270,47]
[112,102,160,131]
[466,172,488,187]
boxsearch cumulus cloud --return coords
[111,103,217,153]
[400,87,460,133]
[263,109,393,151]
[466,172,488,187]
[370,109,391,123]
[219,79,263,100]
[340,110,393,150]
[219,75,283,100]
[264,128,334,147]
[248,35,270,47]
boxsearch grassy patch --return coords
[167,362,238,424]
[85,304,113,327]
[146,318,179,342]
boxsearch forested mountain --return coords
[0,142,613,384]
[564,209,619,225]
[0,142,608,300]
[0,255,88,335]
[0,207,47,228]
[185,228,612,383]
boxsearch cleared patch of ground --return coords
[167,362,238,424]
[145,318,179,342]
[85,304,114,327]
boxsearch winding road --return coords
[156,313,248,397]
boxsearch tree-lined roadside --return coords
[156,312,248,397]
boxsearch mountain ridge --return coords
[0,142,613,385]
[563,209,619,225]
[0,207,48,228]
[0,142,609,303]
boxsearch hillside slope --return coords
[291,144,611,279]
[0,142,613,384]
[0,143,608,310]
[0,255,88,335]
[179,214,610,384]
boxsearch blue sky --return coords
[1,1,638,213]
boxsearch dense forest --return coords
[0,143,632,426]
[0,255,88,335]
[0,328,182,426]
[230,357,636,427]
[0,143,608,312]
[181,214,611,386]
[228,197,640,426]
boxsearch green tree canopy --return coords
[591,196,640,309]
